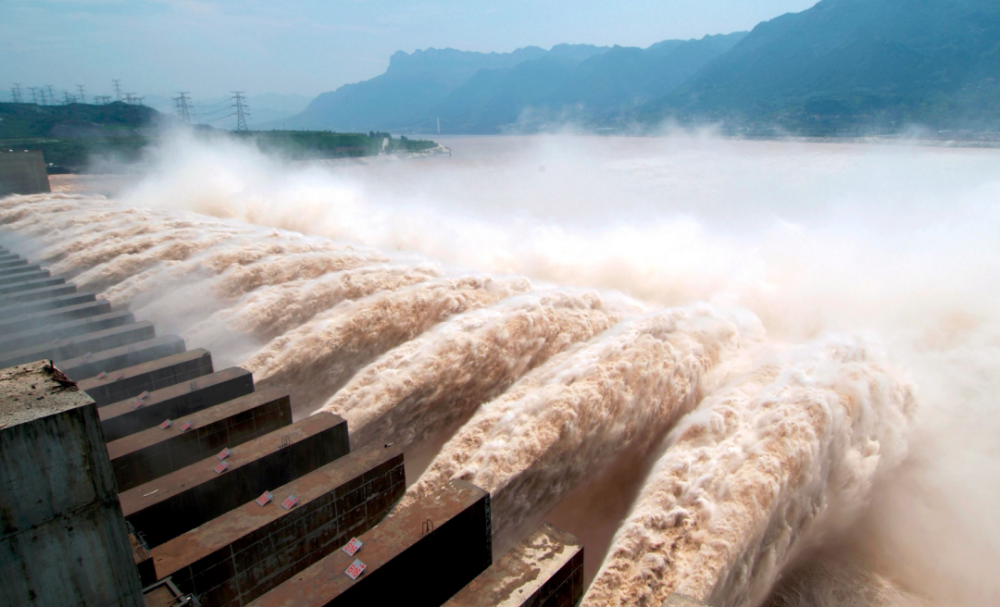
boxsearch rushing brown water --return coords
[9,132,1000,606]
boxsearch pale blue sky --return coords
[1,0,818,100]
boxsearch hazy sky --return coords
[1,0,817,100]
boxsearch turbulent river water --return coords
[10,132,1000,606]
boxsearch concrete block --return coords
[0,310,134,354]
[153,443,405,607]
[0,290,95,319]
[0,282,76,307]
[246,479,492,607]
[0,151,50,195]
[0,321,156,368]
[120,412,350,548]
[0,261,36,275]
[99,367,254,441]
[0,361,144,607]
[57,334,187,382]
[79,348,213,407]
[0,268,49,286]
[0,299,112,336]
[0,275,65,296]
[443,523,584,607]
[107,388,292,491]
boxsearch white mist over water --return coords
[15,130,1000,606]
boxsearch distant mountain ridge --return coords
[651,0,1000,133]
[287,0,1000,135]
[286,45,611,132]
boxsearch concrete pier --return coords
[247,480,492,607]
[0,290,96,318]
[443,523,584,607]
[0,321,156,368]
[107,388,292,491]
[0,361,144,607]
[0,274,65,296]
[0,268,49,286]
[0,259,32,273]
[58,334,187,381]
[152,443,405,607]
[0,310,135,354]
[99,367,255,441]
[0,282,77,306]
[78,348,213,407]
[120,412,350,548]
[0,299,112,335]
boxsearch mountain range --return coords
[282,0,1000,135]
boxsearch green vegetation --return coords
[235,130,437,159]
[0,102,439,172]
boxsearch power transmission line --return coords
[46,85,55,105]
[173,92,193,124]
[11,83,22,103]
[112,79,122,101]
[63,90,74,105]
[28,86,38,104]
[38,88,48,106]
[76,84,86,104]
[231,91,250,132]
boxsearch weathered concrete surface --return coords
[99,367,254,441]
[0,281,76,307]
[0,274,65,296]
[0,268,49,286]
[0,150,50,195]
[107,388,292,491]
[0,290,95,319]
[0,299,112,335]
[0,360,145,607]
[444,523,584,607]
[79,348,213,407]
[120,412,350,548]
[0,259,32,274]
[154,443,405,607]
[247,479,492,607]
[0,321,156,368]
[0,310,134,354]
[57,334,186,381]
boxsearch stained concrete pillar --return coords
[0,310,135,354]
[152,443,405,607]
[0,275,65,296]
[0,268,49,286]
[99,367,255,441]
[443,523,584,607]
[246,479,493,607]
[78,348,213,407]
[0,299,112,336]
[120,412,350,548]
[107,387,293,491]
[0,360,144,607]
[0,321,156,368]
[0,282,76,306]
[57,334,187,381]
[0,291,96,319]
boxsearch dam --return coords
[0,132,930,607]
[0,234,589,607]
